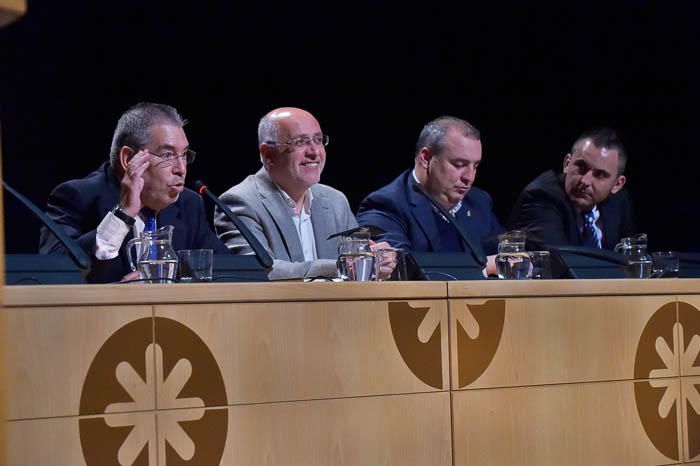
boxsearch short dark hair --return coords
[571,128,627,175]
[415,116,480,159]
[109,102,187,169]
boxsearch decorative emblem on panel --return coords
[455,300,506,388]
[634,302,700,461]
[79,317,228,465]
[388,302,444,389]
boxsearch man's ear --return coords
[118,146,134,172]
[611,175,626,194]
[562,153,572,172]
[417,147,432,169]
[261,143,278,165]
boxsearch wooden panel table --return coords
[449,279,700,466]
[4,279,700,465]
[5,282,451,466]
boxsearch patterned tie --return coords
[142,207,157,232]
[141,208,158,260]
[581,211,601,248]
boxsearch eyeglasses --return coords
[266,134,330,149]
[148,149,197,167]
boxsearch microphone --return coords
[412,182,487,266]
[193,180,273,270]
[4,181,91,270]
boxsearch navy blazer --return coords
[508,170,635,250]
[39,162,228,283]
[356,170,503,255]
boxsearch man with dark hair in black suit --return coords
[357,116,503,274]
[509,128,635,250]
[40,102,227,283]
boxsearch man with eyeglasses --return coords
[214,107,392,279]
[40,102,228,283]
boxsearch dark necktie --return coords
[581,211,601,248]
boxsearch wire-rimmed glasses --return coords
[148,149,197,168]
[266,134,329,150]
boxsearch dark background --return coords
[1,0,698,253]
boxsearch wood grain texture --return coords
[8,412,156,466]
[453,380,679,466]
[448,278,700,298]
[219,392,452,466]
[5,305,152,419]
[451,295,676,389]
[156,299,449,405]
[4,281,447,307]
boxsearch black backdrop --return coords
[1,0,698,253]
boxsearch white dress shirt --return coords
[276,186,318,262]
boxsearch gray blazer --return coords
[214,168,358,279]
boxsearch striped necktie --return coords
[581,211,601,248]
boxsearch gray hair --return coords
[571,128,627,175]
[258,113,280,146]
[109,102,186,169]
[415,116,481,159]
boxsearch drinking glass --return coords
[528,251,552,279]
[496,230,531,279]
[177,249,213,283]
[375,248,407,281]
[651,251,679,278]
[337,236,375,281]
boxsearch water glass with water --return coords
[496,230,531,279]
[337,235,375,281]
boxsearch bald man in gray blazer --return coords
[215,167,357,279]
[214,107,361,279]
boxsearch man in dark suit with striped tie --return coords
[509,128,635,250]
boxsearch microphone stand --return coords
[4,181,91,269]
[193,180,273,270]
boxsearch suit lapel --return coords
[310,188,336,259]
[406,175,441,251]
[157,201,188,251]
[557,173,582,245]
[256,169,305,262]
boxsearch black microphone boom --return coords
[3,181,91,270]
[412,182,487,266]
[193,180,273,270]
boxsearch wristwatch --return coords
[110,204,136,227]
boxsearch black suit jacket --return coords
[39,162,228,283]
[508,170,635,250]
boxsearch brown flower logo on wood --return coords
[634,301,700,462]
[79,317,228,465]
[455,300,506,388]
[388,302,444,389]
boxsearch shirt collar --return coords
[274,182,313,214]
[411,169,462,217]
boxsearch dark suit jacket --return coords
[508,170,635,250]
[39,162,228,283]
[356,170,503,255]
